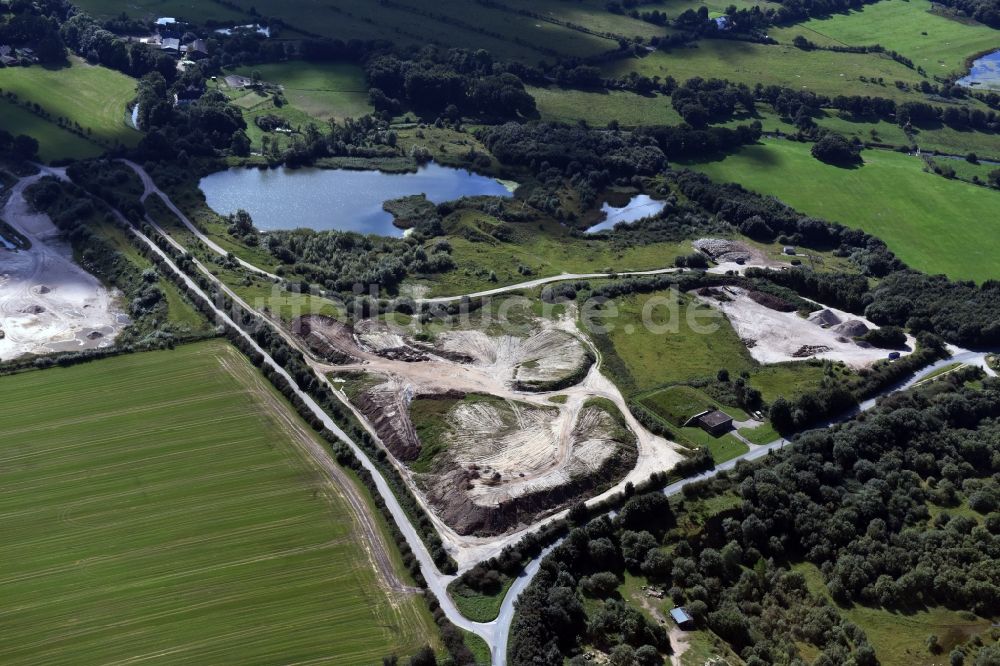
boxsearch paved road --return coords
[417,267,682,304]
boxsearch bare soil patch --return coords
[695,287,911,367]
[0,175,126,361]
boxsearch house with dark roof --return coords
[183,39,209,60]
[689,409,734,436]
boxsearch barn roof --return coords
[699,410,733,429]
[670,607,693,624]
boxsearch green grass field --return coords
[71,0,246,22]
[599,291,755,394]
[213,0,618,62]
[605,41,927,102]
[232,61,373,121]
[0,97,103,162]
[793,562,993,665]
[912,123,1000,159]
[92,219,211,332]
[530,87,683,127]
[0,341,435,664]
[0,58,140,150]
[769,0,998,76]
[690,139,1000,281]
[449,577,514,623]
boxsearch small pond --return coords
[957,49,1000,90]
[199,162,514,236]
[585,194,667,234]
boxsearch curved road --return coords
[100,164,997,665]
[119,160,282,281]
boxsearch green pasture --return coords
[0,340,435,664]
[70,0,246,22]
[218,0,617,62]
[794,562,994,665]
[232,61,373,121]
[0,97,103,162]
[530,86,683,127]
[598,290,755,394]
[413,210,692,297]
[690,139,1000,282]
[605,42,927,102]
[0,58,140,150]
[769,0,998,76]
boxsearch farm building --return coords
[670,607,695,630]
[161,38,180,53]
[693,409,733,436]
[183,39,209,60]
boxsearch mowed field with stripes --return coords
[0,340,432,664]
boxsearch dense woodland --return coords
[510,374,1000,665]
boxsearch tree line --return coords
[510,374,1000,665]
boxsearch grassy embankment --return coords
[0,340,438,664]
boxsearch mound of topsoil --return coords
[693,238,752,263]
[747,290,796,312]
[425,440,637,536]
[291,315,357,364]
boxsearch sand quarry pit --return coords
[0,176,126,361]
[307,309,678,538]
[411,392,637,536]
[695,286,912,367]
[305,313,595,392]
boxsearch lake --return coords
[957,49,1000,90]
[199,163,514,236]
[585,194,666,234]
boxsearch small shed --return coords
[670,607,695,630]
[697,410,733,436]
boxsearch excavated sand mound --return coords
[808,309,842,327]
[425,402,637,535]
[435,329,592,389]
[833,320,870,338]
